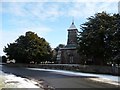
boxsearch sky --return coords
[0,0,119,56]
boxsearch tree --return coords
[52,44,65,63]
[54,44,65,52]
[0,56,2,63]
[111,14,120,65]
[77,12,120,65]
[2,56,7,63]
[3,31,52,64]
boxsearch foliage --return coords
[2,56,7,63]
[3,31,52,63]
[52,44,65,63]
[54,44,65,52]
[77,12,120,65]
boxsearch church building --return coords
[57,21,80,64]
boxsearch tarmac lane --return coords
[1,65,119,89]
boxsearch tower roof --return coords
[68,21,77,30]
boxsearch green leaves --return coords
[78,12,120,65]
[3,31,52,63]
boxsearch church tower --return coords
[67,21,78,45]
[58,21,80,64]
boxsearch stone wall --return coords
[5,64,120,76]
[61,49,80,64]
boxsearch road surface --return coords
[1,65,119,89]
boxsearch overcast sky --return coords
[0,0,119,55]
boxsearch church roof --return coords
[65,44,77,48]
[60,44,77,50]
[68,21,77,30]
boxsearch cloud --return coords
[2,2,64,21]
[1,0,119,2]
[2,2,118,21]
[2,2,25,16]
[67,2,118,19]
[29,3,63,20]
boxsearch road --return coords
[1,65,119,89]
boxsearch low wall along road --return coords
[5,64,120,76]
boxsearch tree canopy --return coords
[52,44,65,63]
[54,44,65,52]
[77,12,120,65]
[3,31,52,63]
